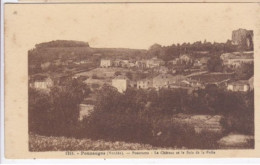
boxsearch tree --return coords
[125,72,133,80]
[148,43,162,58]
[29,79,90,136]
[114,71,121,76]
[207,56,223,72]
[235,63,254,80]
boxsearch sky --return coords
[5,3,258,50]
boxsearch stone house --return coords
[112,75,129,93]
[152,74,174,90]
[220,52,253,68]
[30,76,53,91]
[100,59,112,68]
[248,76,254,90]
[168,59,178,66]
[227,80,250,92]
[136,60,147,69]
[146,57,165,68]
[179,54,193,64]
[153,66,169,74]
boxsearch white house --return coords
[100,59,112,68]
[227,80,250,92]
[179,54,192,63]
[112,75,129,93]
[146,57,165,68]
[30,77,53,91]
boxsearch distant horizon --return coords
[33,31,247,50]
[5,4,256,50]
[32,25,253,50]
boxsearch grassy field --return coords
[29,134,165,151]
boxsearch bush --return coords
[29,79,90,137]
[220,113,254,135]
[81,112,153,143]
[114,71,121,76]
[149,119,221,149]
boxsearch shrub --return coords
[29,79,90,137]
[220,113,254,135]
[149,119,222,149]
[82,112,153,143]
[114,71,121,76]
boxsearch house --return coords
[100,59,112,68]
[146,57,165,68]
[168,59,178,66]
[78,99,95,121]
[179,54,193,64]
[153,66,169,74]
[136,60,147,68]
[112,75,129,93]
[227,80,250,92]
[248,76,254,90]
[167,75,186,87]
[181,79,204,88]
[113,59,122,67]
[152,74,174,90]
[137,78,153,89]
[30,75,53,91]
[220,52,253,68]
[199,57,210,65]
[121,60,130,68]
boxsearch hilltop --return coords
[29,40,147,64]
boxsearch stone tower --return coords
[232,28,254,50]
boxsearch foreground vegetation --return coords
[29,78,254,150]
[29,134,164,151]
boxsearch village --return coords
[28,28,254,149]
[29,29,254,121]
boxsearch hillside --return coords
[28,40,147,64]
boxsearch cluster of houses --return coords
[220,51,254,68]
[29,50,254,121]
[100,55,207,69]
[100,57,165,69]
[30,50,254,94]
[111,72,253,93]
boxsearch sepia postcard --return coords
[3,2,260,159]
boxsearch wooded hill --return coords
[29,40,147,64]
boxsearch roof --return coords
[229,80,249,86]
[221,52,254,60]
[113,75,129,80]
